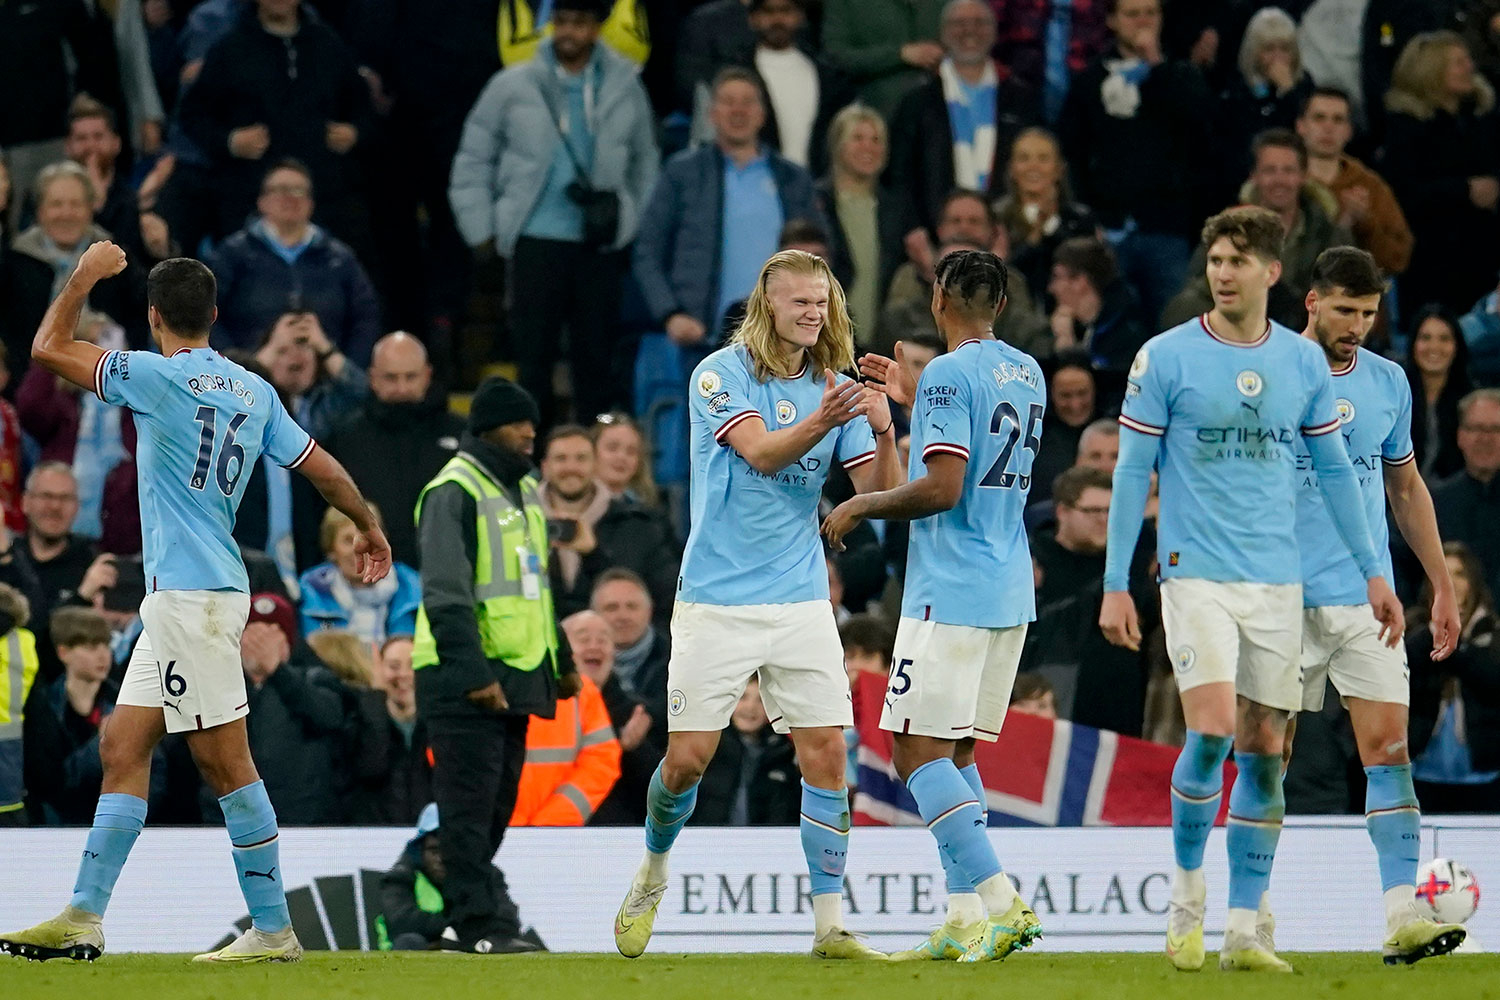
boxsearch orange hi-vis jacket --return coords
[510,675,621,826]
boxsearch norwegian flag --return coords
[851,673,1235,827]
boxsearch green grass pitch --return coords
[3,952,1499,1000]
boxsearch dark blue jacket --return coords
[207,224,381,366]
[632,144,824,331]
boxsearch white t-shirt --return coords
[755,46,819,167]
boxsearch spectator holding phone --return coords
[536,425,680,622]
[254,309,367,440]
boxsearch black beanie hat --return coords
[468,377,540,434]
[553,0,609,17]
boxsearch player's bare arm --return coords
[31,241,122,390]
[724,370,866,475]
[822,453,964,551]
[1099,425,1155,653]
[1384,458,1459,660]
[847,383,905,493]
[296,445,392,583]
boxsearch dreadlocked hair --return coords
[935,249,1009,316]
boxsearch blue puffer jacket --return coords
[207,223,381,366]
[298,561,423,646]
[449,40,659,256]
[632,144,824,331]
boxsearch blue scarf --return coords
[940,58,999,191]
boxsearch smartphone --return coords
[546,518,579,544]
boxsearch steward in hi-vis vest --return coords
[413,377,579,955]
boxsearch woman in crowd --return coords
[816,104,905,339]
[299,506,421,645]
[993,127,1098,305]
[1403,305,1473,482]
[0,162,146,383]
[1409,542,1500,813]
[1219,7,1314,192]
[1380,32,1500,313]
[591,412,661,511]
[1027,351,1099,506]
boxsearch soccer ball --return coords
[1415,859,1481,924]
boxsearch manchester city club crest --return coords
[1236,370,1264,397]
[697,370,722,398]
[775,399,797,424]
[1336,398,1356,424]
[1129,347,1149,378]
[669,689,687,716]
[1174,646,1196,674]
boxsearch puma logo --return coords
[163,699,182,714]
[1240,401,1262,418]
[245,868,277,881]
[932,422,948,434]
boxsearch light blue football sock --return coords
[1226,753,1285,911]
[908,758,1002,887]
[1171,731,1233,871]
[800,781,850,896]
[69,793,147,917]
[1365,764,1421,892]
[644,763,698,855]
[220,780,291,933]
[938,763,988,895]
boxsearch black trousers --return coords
[427,712,530,940]
[508,236,624,430]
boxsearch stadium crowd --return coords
[2,0,1500,830]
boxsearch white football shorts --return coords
[116,590,252,734]
[1299,604,1409,712]
[665,600,853,734]
[1160,578,1302,712]
[879,617,1028,742]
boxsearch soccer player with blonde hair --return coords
[613,249,902,960]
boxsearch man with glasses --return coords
[1433,388,1500,602]
[21,463,112,629]
[206,160,380,366]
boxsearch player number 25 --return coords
[980,402,1044,490]
[190,405,249,497]
[889,658,914,696]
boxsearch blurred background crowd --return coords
[2,0,1500,831]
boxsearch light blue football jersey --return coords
[1118,316,1345,586]
[1295,347,1412,607]
[901,338,1045,629]
[677,344,876,606]
[96,347,314,593]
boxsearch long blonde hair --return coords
[1386,30,1495,119]
[731,250,855,382]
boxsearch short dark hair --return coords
[839,613,895,664]
[67,93,117,134]
[1052,347,1093,375]
[147,258,217,336]
[940,188,998,229]
[1310,246,1384,297]
[1300,85,1352,118]
[779,218,830,250]
[1251,127,1308,171]
[1053,465,1113,508]
[711,66,764,104]
[261,158,313,193]
[1052,236,1117,292]
[1199,206,1284,264]
[907,330,946,353]
[51,606,111,649]
[1011,671,1054,705]
[592,567,650,599]
[935,249,1008,316]
[542,423,592,458]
